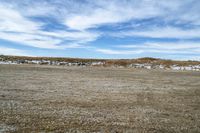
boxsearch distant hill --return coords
[1,55,200,67]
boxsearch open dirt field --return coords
[0,64,200,132]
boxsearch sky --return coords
[0,0,200,60]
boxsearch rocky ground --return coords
[0,64,200,132]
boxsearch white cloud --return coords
[118,42,200,50]
[112,27,200,39]
[39,30,100,43]
[64,0,200,31]
[96,49,143,55]
[97,41,200,55]
[64,0,166,30]
[0,46,30,56]
[0,32,63,49]
[0,4,100,49]
[63,0,200,41]
[0,5,41,33]
[96,48,196,55]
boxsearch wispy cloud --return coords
[64,0,167,30]
[0,5,41,33]
[117,42,200,50]
[97,42,200,55]
[0,3,100,49]
[96,49,143,55]
[0,46,30,56]
[112,27,200,39]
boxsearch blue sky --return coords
[0,0,200,60]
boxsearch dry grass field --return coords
[0,64,200,132]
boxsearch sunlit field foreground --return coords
[0,64,200,132]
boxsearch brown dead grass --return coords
[0,64,200,132]
[1,55,200,66]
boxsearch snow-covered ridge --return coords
[128,63,200,71]
[0,60,105,66]
[1,56,200,71]
[1,60,200,71]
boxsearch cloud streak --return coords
[0,3,100,49]
[112,27,200,39]
[0,46,30,56]
[96,42,200,55]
